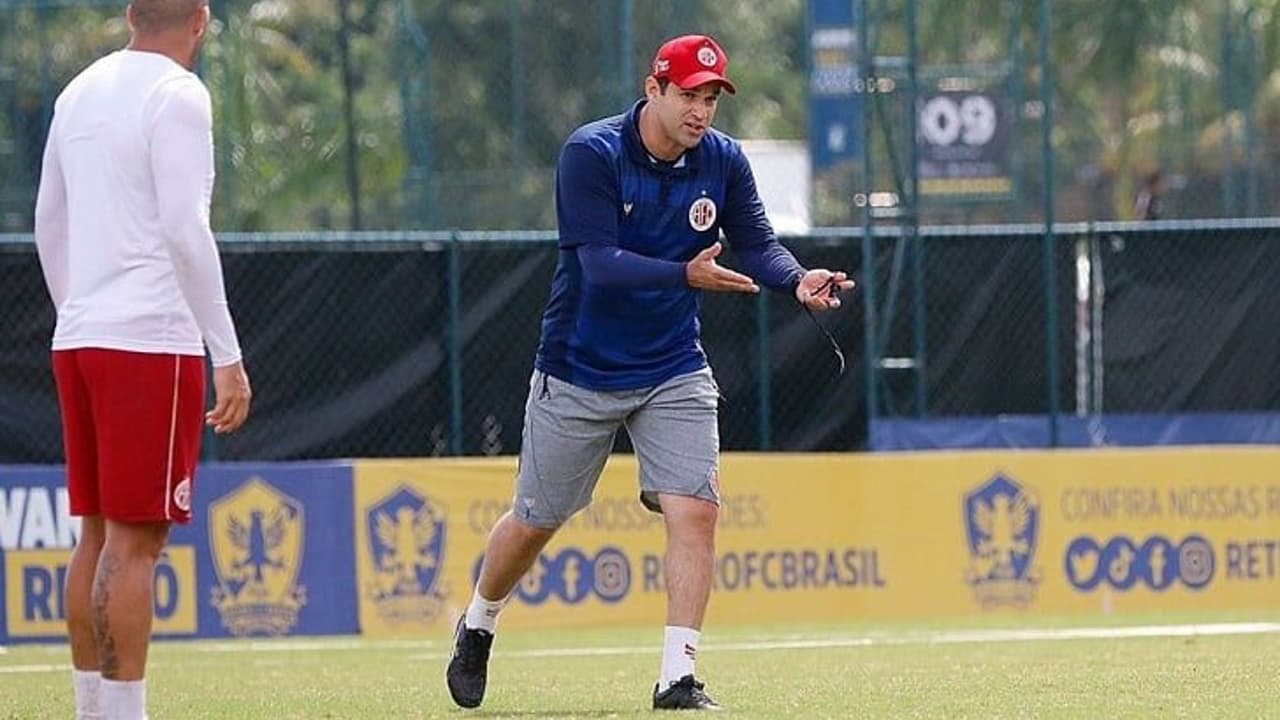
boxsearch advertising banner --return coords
[353,448,1280,634]
[352,457,891,634]
[195,464,358,638]
[0,466,200,641]
[796,447,1280,616]
[807,0,862,171]
[5,448,1278,643]
[0,463,357,643]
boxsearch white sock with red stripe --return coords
[658,625,700,690]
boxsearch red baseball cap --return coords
[650,34,737,94]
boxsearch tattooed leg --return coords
[92,520,170,681]
[91,551,120,678]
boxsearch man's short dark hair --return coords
[129,0,206,33]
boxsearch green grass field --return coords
[3,612,1278,719]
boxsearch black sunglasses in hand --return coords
[813,276,842,298]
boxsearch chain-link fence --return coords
[862,219,1280,448]
[3,223,1278,462]
[6,0,1280,232]
[0,231,868,462]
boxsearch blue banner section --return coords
[0,462,357,644]
[0,466,74,643]
[807,0,862,170]
[193,464,358,638]
[870,413,1280,450]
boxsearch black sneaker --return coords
[652,675,720,711]
[446,616,493,708]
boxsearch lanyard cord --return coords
[802,276,847,375]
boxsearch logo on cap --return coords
[650,34,737,94]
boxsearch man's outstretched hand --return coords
[795,269,855,311]
[685,242,760,294]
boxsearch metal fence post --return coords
[1243,7,1259,217]
[599,0,618,111]
[1038,0,1060,446]
[620,0,634,95]
[906,0,925,416]
[755,290,771,450]
[509,0,526,184]
[337,0,362,230]
[398,0,433,228]
[1222,0,1237,216]
[1007,0,1024,210]
[211,0,238,230]
[859,0,878,436]
[448,231,463,455]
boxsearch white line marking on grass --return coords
[0,664,69,674]
[916,622,1280,645]
[409,622,1280,660]
[3,622,1276,675]
[192,638,438,653]
[405,622,1280,661]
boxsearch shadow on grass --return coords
[469,710,642,718]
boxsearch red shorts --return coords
[52,349,205,524]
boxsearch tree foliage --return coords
[2,0,1277,230]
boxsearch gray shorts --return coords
[512,367,721,528]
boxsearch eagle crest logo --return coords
[365,486,448,624]
[209,477,307,635]
[963,472,1041,608]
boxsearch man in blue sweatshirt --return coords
[447,34,853,711]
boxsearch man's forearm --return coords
[578,243,688,289]
[735,240,805,292]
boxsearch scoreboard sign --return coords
[917,87,1012,198]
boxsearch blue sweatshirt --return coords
[534,99,805,391]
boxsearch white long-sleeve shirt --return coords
[34,49,242,367]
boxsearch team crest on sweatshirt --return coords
[689,196,716,232]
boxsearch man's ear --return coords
[194,4,210,38]
[644,76,661,101]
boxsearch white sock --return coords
[100,678,146,720]
[72,669,102,720]
[658,626,700,690]
[463,588,507,633]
